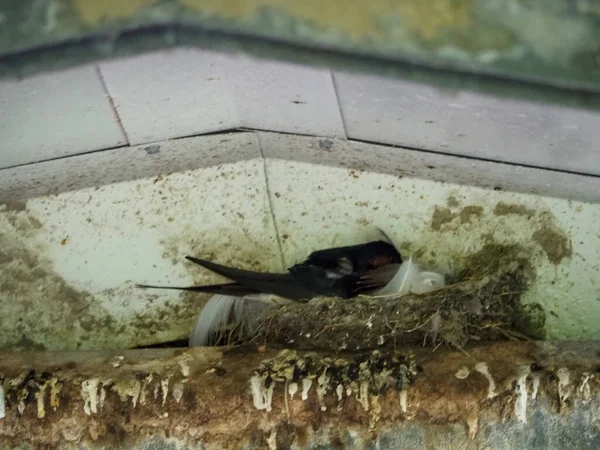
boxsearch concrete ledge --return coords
[0,342,598,449]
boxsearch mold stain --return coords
[0,209,116,351]
[532,224,572,265]
[430,205,482,231]
[493,202,535,218]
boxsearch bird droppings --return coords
[301,379,312,401]
[110,356,125,368]
[557,367,572,408]
[514,366,531,423]
[578,373,593,402]
[0,384,5,419]
[288,381,298,399]
[474,362,498,399]
[249,349,417,416]
[82,379,100,415]
[455,366,470,379]
[530,374,540,400]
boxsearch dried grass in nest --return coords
[253,260,545,353]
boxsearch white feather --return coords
[189,294,293,347]
[375,257,445,295]
[189,294,237,347]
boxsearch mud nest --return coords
[253,244,546,353]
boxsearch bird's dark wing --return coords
[287,240,402,298]
[184,256,316,301]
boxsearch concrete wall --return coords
[1,49,599,350]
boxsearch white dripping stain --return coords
[514,366,531,423]
[81,379,100,415]
[113,379,142,408]
[557,367,571,407]
[336,384,344,402]
[177,356,192,377]
[346,386,353,397]
[370,395,382,430]
[301,378,312,401]
[357,381,370,411]
[267,429,277,450]
[172,379,187,403]
[0,384,5,419]
[400,390,408,414]
[250,375,274,411]
[316,371,331,411]
[530,375,540,400]
[474,363,498,399]
[8,372,29,415]
[49,378,62,411]
[139,374,153,406]
[35,380,49,418]
[336,384,344,411]
[110,356,125,368]
[161,376,171,407]
[99,383,108,411]
[467,414,479,439]
[578,373,592,403]
[288,382,298,399]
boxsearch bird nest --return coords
[253,244,546,353]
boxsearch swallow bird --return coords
[137,240,403,345]
[137,240,402,301]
